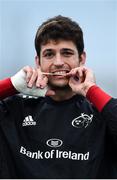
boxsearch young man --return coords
[0,15,117,178]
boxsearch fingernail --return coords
[74,76,79,81]
[28,83,32,88]
[36,83,40,87]
[40,85,44,89]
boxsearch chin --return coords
[48,80,69,89]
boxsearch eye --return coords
[62,51,74,57]
[43,52,54,59]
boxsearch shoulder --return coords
[0,94,45,112]
[76,95,97,112]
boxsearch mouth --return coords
[51,70,70,76]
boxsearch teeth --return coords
[53,71,68,75]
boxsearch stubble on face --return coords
[39,40,83,92]
[47,77,70,90]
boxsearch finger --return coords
[36,72,45,88]
[35,68,44,87]
[23,66,34,83]
[66,69,81,81]
[36,75,48,88]
[73,68,84,78]
[40,76,48,88]
[27,69,38,88]
[65,72,72,77]
[65,69,76,77]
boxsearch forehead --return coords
[41,40,77,52]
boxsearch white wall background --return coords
[0,0,117,97]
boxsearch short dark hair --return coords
[35,15,84,57]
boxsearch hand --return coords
[11,66,55,97]
[23,66,47,89]
[67,66,96,97]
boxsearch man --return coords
[0,15,117,178]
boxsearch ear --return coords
[79,51,86,66]
[35,55,40,68]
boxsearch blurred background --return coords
[0,0,117,97]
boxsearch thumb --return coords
[45,89,55,96]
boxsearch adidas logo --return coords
[22,115,36,126]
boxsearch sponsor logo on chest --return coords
[22,115,36,126]
[20,138,89,161]
[72,113,93,128]
[20,146,89,161]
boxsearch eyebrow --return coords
[60,48,75,53]
[42,49,53,54]
[42,48,75,54]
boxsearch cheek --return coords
[40,61,52,72]
[40,65,48,72]
[68,59,80,68]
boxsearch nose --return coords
[53,54,64,66]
